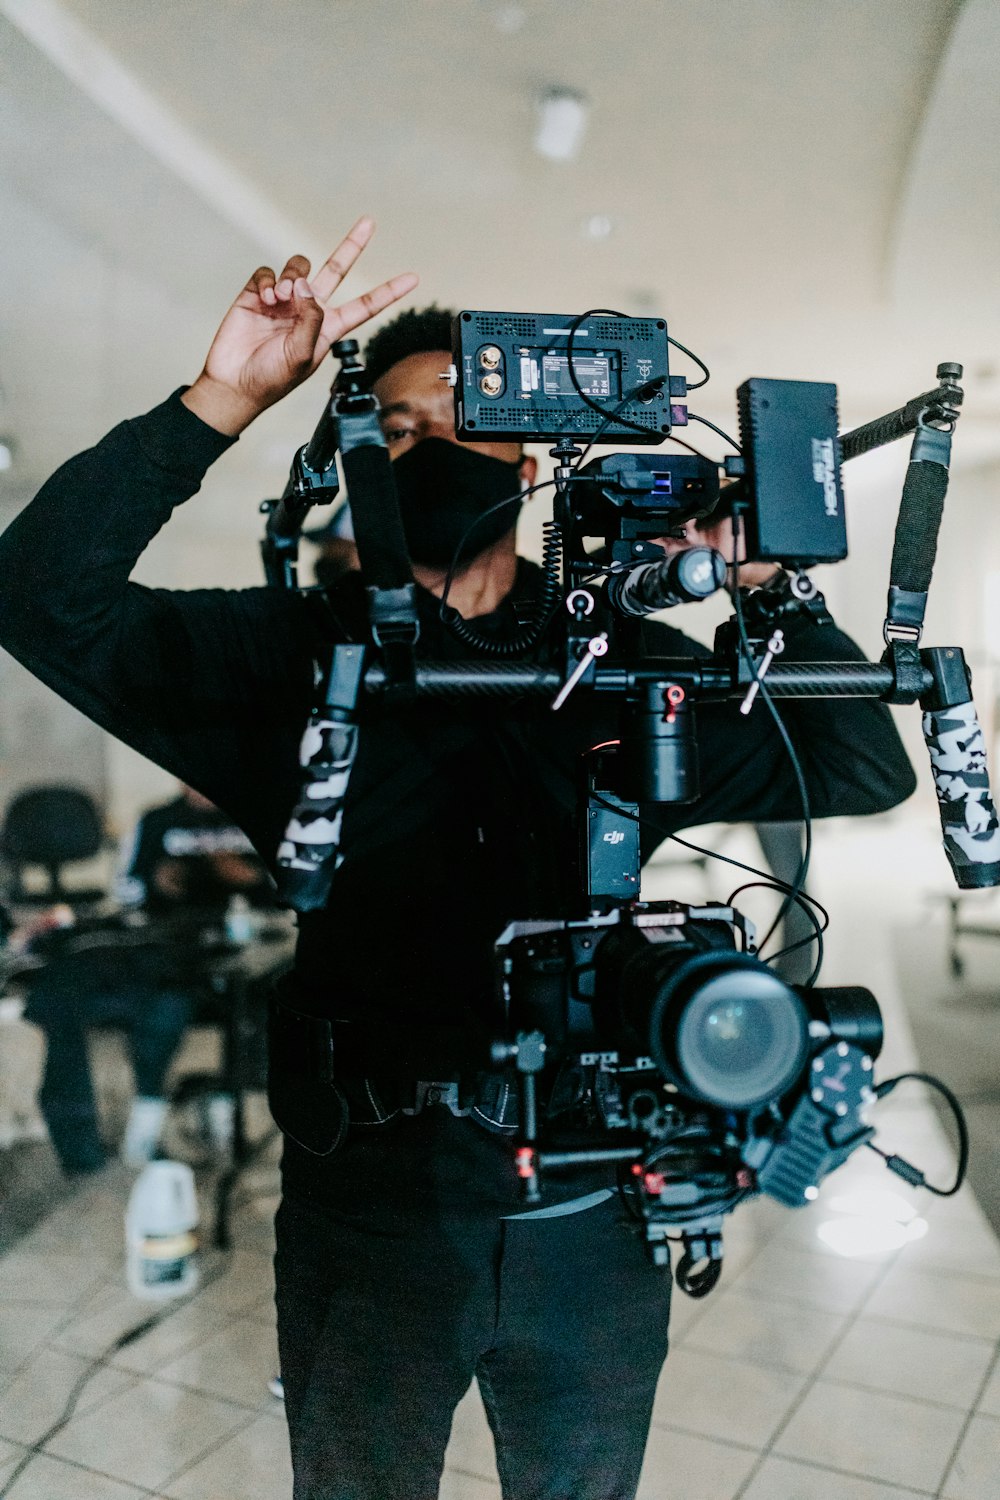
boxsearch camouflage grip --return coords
[922,700,1000,889]
[275,717,358,912]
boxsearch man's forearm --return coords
[0,391,234,664]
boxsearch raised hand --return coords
[182,217,418,435]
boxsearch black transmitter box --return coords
[736,378,848,567]
[451,310,672,444]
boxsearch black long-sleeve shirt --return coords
[0,392,915,1061]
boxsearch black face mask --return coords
[391,437,524,569]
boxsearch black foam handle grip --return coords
[922,700,1000,889]
[889,431,950,596]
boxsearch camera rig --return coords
[264,312,997,1295]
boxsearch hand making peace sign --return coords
[181,216,418,435]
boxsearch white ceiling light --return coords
[493,4,527,32]
[535,88,589,162]
[582,214,614,241]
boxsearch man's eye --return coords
[383,427,414,445]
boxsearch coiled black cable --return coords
[441,517,564,657]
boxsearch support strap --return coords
[334,342,419,699]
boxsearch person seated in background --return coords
[115,783,273,917]
[24,783,274,1174]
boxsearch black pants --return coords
[274,1104,672,1500]
[24,948,194,1172]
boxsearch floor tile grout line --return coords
[155,1405,268,1496]
[717,1292,1000,1344]
[0,1368,144,1453]
[127,1368,277,1417]
[102,1307,254,1378]
[730,1243,908,1500]
[734,1446,938,1498]
[0,1271,123,1395]
[5,1442,164,1497]
[669,1340,989,1420]
[805,1370,1000,1419]
[683,1295,1000,1365]
[827,1308,999,1347]
[932,1333,1000,1499]
[9,1278,264,1457]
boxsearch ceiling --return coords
[0,0,997,508]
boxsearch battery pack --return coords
[737,379,847,567]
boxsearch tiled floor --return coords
[1,817,998,1499]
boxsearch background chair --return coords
[0,784,107,905]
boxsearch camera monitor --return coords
[451,310,673,443]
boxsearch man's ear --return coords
[518,453,539,491]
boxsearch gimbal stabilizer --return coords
[266,318,996,1292]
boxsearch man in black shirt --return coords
[116,782,272,916]
[0,219,915,1499]
[22,784,272,1173]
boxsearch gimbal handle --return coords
[361,654,1000,892]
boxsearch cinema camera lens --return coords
[613,944,812,1111]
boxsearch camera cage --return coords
[263,319,995,1294]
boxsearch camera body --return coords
[496,901,881,1276]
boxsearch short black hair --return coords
[363,305,454,386]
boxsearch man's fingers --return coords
[275,255,312,303]
[278,255,311,283]
[310,216,376,303]
[284,278,324,371]
[244,265,278,307]
[318,271,420,354]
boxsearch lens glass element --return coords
[675,969,808,1110]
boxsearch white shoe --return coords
[122,1096,169,1165]
[205,1092,235,1149]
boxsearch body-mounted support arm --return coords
[260,341,420,702]
[273,341,420,912]
[260,393,345,590]
[332,341,419,700]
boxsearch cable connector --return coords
[867,1145,926,1188]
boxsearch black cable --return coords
[667,335,710,390]
[0,1257,231,1499]
[438,478,563,656]
[570,380,661,473]
[617,1134,747,1227]
[564,312,714,441]
[587,787,826,978]
[439,477,557,608]
[725,879,829,967]
[728,507,817,981]
[686,412,743,455]
[660,433,716,463]
[582,505,817,977]
[867,1071,970,1197]
[566,309,671,440]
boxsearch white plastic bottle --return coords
[125,1161,199,1300]
[225,893,253,945]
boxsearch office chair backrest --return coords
[0,784,105,901]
